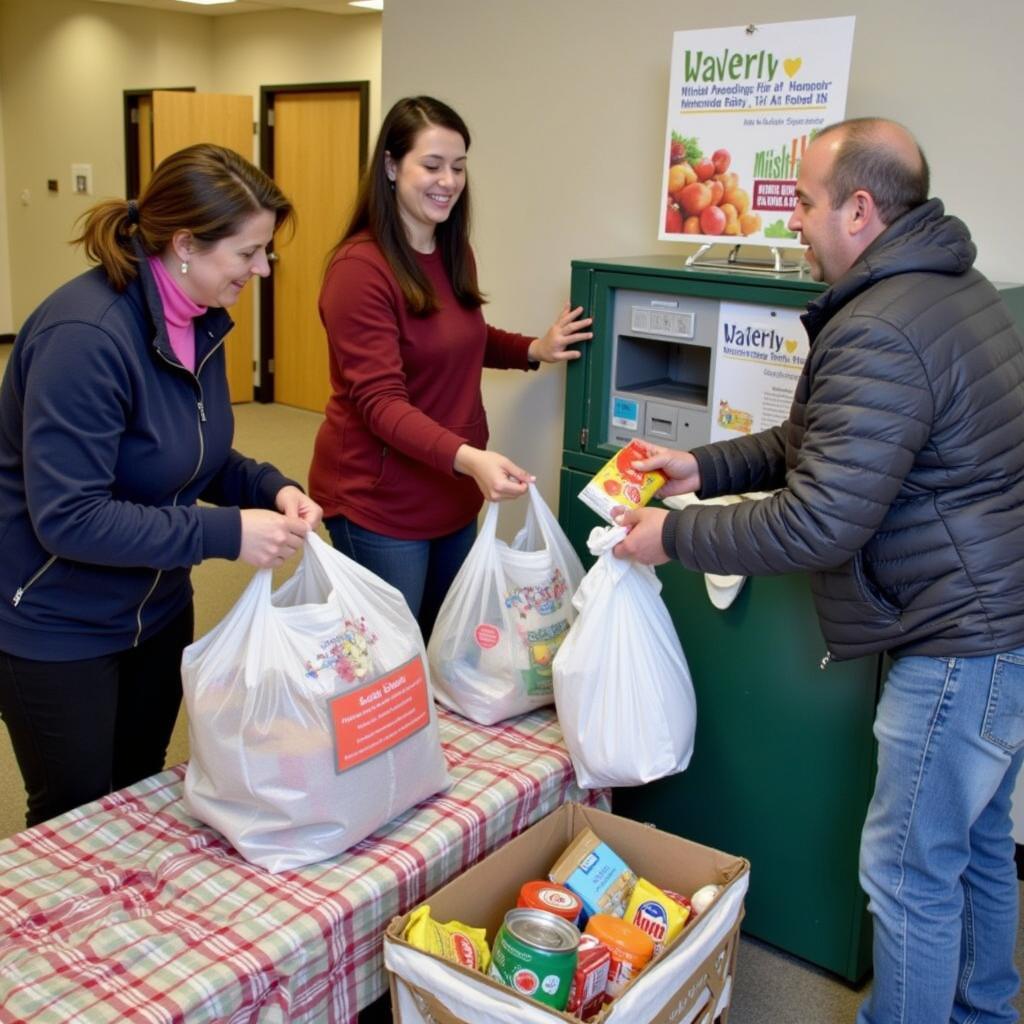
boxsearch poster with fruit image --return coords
[660,17,855,247]
[710,301,808,443]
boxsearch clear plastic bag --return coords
[182,533,451,872]
[427,484,585,725]
[553,525,697,788]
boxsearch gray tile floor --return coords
[729,893,1024,1023]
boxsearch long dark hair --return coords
[332,95,484,315]
[74,143,294,291]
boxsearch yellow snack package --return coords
[578,440,667,525]
[623,877,690,956]
[403,905,491,972]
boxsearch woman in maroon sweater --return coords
[309,96,590,638]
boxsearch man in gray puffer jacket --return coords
[616,118,1024,1024]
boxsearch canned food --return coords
[565,932,611,1020]
[488,907,580,1010]
[517,880,584,925]
[584,913,655,999]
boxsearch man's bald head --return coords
[813,118,930,225]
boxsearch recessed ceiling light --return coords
[349,0,383,9]
[175,0,238,6]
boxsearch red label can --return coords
[565,933,611,1020]
[517,880,583,925]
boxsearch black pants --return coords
[0,602,193,829]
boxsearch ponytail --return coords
[72,143,294,293]
[72,199,139,292]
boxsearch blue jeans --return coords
[324,516,476,643]
[858,649,1024,1024]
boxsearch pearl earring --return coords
[180,261,189,275]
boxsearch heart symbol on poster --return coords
[784,58,802,77]
[784,339,798,354]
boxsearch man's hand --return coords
[612,506,670,564]
[631,444,701,498]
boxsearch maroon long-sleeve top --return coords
[309,234,536,538]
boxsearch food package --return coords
[577,440,666,524]
[404,906,491,972]
[548,827,637,925]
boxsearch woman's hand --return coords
[454,445,532,501]
[632,444,702,498]
[239,508,310,568]
[527,302,594,363]
[275,484,324,530]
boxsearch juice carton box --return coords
[578,440,667,525]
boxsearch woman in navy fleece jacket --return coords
[0,144,322,828]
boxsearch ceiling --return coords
[88,0,375,16]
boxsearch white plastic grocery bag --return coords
[553,525,696,788]
[182,533,451,873]
[427,484,585,725]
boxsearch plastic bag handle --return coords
[523,482,563,552]
[478,500,499,542]
[242,567,276,686]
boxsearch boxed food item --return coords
[578,440,667,525]
[384,803,749,1023]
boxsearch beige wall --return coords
[382,0,1024,510]
[0,0,381,328]
[0,81,12,335]
[0,0,216,323]
[211,9,382,150]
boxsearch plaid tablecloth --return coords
[0,707,608,1024]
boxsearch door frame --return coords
[256,81,370,403]
[123,87,196,198]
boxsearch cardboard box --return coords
[385,803,749,1024]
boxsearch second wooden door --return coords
[268,89,364,413]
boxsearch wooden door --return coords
[270,90,363,412]
[135,95,154,196]
[152,90,255,403]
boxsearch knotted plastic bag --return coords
[553,525,696,788]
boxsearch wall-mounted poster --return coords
[659,17,855,247]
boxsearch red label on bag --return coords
[475,624,500,649]
[328,655,431,773]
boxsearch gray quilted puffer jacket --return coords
[662,198,1024,662]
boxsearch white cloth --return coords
[662,492,773,609]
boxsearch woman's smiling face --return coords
[386,124,467,251]
[177,209,277,308]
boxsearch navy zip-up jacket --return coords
[0,257,294,660]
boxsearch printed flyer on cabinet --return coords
[710,302,808,442]
[660,16,855,246]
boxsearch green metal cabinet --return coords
[560,255,880,982]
